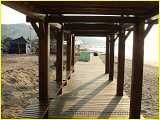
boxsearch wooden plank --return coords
[30,22,40,37]
[129,21,145,119]
[109,35,115,81]
[3,1,158,17]
[48,56,130,118]
[66,33,72,78]
[71,34,75,72]
[64,24,121,31]
[144,23,154,38]
[47,16,142,23]
[105,36,109,74]
[56,27,64,95]
[124,30,132,41]
[39,22,49,100]
[16,100,49,118]
[116,28,125,96]
[75,33,108,37]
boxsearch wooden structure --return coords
[2,1,158,119]
[4,36,31,54]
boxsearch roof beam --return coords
[64,24,121,31]
[144,23,154,38]
[46,16,143,23]
[4,1,157,16]
[75,33,107,37]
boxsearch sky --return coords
[1,5,27,24]
[1,4,159,65]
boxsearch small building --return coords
[9,36,31,54]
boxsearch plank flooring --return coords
[48,55,130,118]
[16,55,132,118]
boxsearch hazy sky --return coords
[1,4,158,65]
[1,4,26,24]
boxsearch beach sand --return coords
[2,54,39,118]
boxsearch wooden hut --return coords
[4,36,31,54]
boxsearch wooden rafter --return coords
[2,1,158,16]
[144,23,154,37]
[46,16,143,23]
[30,22,40,37]
[124,30,132,41]
[64,24,121,31]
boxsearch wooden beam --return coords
[116,28,125,96]
[3,1,158,16]
[30,22,40,37]
[144,23,154,38]
[105,36,109,74]
[66,33,72,79]
[73,31,114,36]
[109,35,115,81]
[72,30,115,33]
[71,34,75,72]
[124,30,132,41]
[39,22,49,101]
[129,21,145,119]
[64,24,121,31]
[47,16,142,23]
[75,33,107,37]
[56,27,64,95]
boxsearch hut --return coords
[9,36,31,54]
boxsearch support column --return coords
[109,35,115,81]
[105,36,109,74]
[39,22,49,101]
[116,29,125,96]
[71,34,75,72]
[56,27,64,95]
[66,33,72,79]
[129,22,145,119]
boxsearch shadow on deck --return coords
[17,56,130,118]
[48,56,130,118]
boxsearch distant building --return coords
[8,36,31,54]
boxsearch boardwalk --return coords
[48,55,130,118]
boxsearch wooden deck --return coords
[16,55,130,118]
[48,55,130,118]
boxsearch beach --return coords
[2,55,39,118]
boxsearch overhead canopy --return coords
[2,1,159,36]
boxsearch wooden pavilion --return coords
[2,1,159,119]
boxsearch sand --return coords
[99,55,158,118]
[2,54,39,118]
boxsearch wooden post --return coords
[109,35,115,81]
[129,21,145,119]
[105,36,109,74]
[71,34,75,72]
[116,28,125,96]
[66,33,72,79]
[39,22,49,101]
[56,27,64,95]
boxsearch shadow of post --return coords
[98,96,122,118]
[62,80,112,118]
